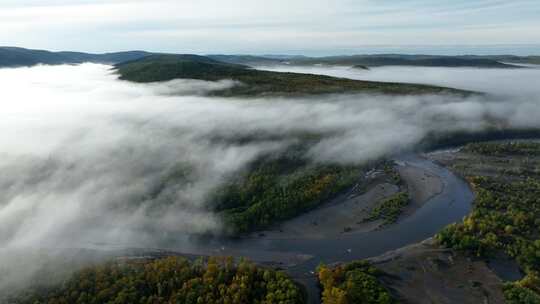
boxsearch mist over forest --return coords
[1,63,540,294]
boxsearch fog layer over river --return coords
[0,63,539,291]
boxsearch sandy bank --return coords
[396,163,443,219]
[251,161,444,240]
[368,239,505,304]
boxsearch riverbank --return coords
[246,160,443,240]
[367,239,506,304]
[4,153,475,304]
[361,140,540,303]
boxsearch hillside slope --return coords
[0,47,150,67]
[115,54,474,97]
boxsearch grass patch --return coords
[364,192,410,225]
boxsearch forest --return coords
[115,54,472,97]
[462,141,540,157]
[10,256,305,304]
[436,142,540,303]
[210,144,362,234]
[317,261,395,304]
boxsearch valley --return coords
[1,49,540,304]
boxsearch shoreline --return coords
[244,160,444,241]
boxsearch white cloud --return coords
[0,0,539,54]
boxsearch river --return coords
[140,153,474,303]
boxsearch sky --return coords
[1,0,540,55]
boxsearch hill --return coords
[2,47,534,70]
[459,55,540,65]
[0,47,151,67]
[115,54,474,97]
[209,54,525,68]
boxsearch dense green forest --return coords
[210,145,362,234]
[420,129,540,151]
[132,139,366,235]
[11,256,305,304]
[462,141,540,156]
[115,55,472,97]
[317,261,395,304]
[437,142,540,303]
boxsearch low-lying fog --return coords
[262,64,540,97]
[0,63,539,293]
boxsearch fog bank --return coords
[262,64,540,97]
[0,63,539,293]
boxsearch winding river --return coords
[144,153,474,303]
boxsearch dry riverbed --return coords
[369,239,506,304]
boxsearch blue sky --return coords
[1,0,539,55]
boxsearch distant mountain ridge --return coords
[209,54,529,68]
[0,47,151,67]
[1,47,537,69]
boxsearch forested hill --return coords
[0,47,151,67]
[114,54,250,82]
[114,54,474,97]
[2,47,534,69]
[209,54,526,68]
